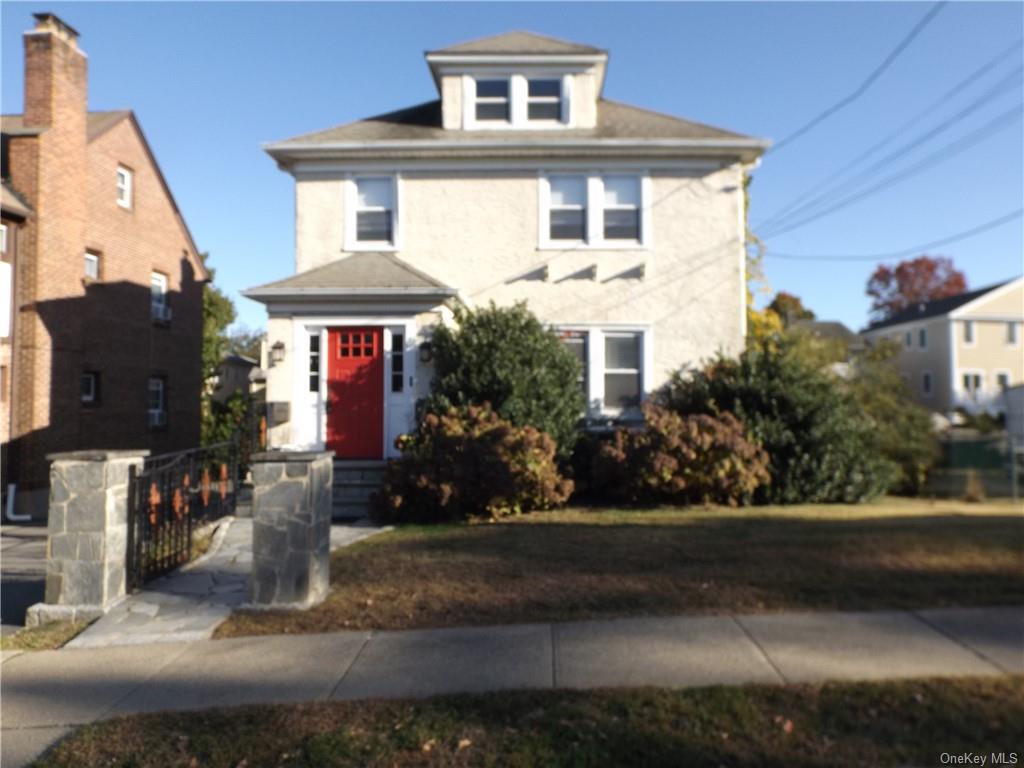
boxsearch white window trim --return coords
[463,72,573,130]
[84,251,99,280]
[150,271,168,307]
[961,319,976,347]
[921,369,933,398]
[344,174,400,252]
[116,166,133,209]
[539,172,652,251]
[554,324,652,419]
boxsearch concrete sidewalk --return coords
[2,605,1021,766]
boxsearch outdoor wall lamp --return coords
[270,341,286,366]
[418,342,434,364]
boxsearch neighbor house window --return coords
[604,332,642,412]
[559,330,588,401]
[80,371,99,404]
[904,331,912,349]
[390,333,404,392]
[548,176,586,241]
[475,78,510,122]
[150,272,169,321]
[116,166,133,208]
[962,372,982,401]
[353,177,395,245]
[1008,322,1018,345]
[922,371,932,396]
[542,173,648,247]
[148,376,166,427]
[963,320,974,344]
[997,372,1010,391]
[918,328,927,348]
[84,251,100,280]
[527,78,562,121]
[308,333,320,393]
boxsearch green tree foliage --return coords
[426,302,585,456]
[662,338,895,504]
[372,404,573,523]
[844,340,939,495]
[201,254,240,445]
[767,291,816,327]
[227,326,265,361]
[591,404,770,506]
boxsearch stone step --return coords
[333,472,385,485]
[333,501,371,522]
[334,484,378,503]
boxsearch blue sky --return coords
[3,1,1021,333]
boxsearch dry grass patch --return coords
[36,677,1024,768]
[217,498,1023,638]
[0,620,88,652]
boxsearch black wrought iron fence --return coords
[126,436,240,590]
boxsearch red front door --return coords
[326,327,384,459]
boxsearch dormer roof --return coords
[427,31,606,56]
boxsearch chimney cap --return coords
[32,12,80,41]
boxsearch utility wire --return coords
[766,208,1023,262]
[756,39,1023,230]
[770,2,947,154]
[762,105,1022,238]
[759,67,1023,236]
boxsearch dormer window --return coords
[465,74,570,129]
[475,79,511,122]
[527,78,562,121]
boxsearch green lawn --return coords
[35,677,1024,767]
[216,497,1023,638]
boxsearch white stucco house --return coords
[244,31,768,460]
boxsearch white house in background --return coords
[860,276,1024,416]
[244,31,768,459]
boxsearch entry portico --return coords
[243,252,456,459]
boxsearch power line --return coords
[756,40,1023,230]
[759,67,1023,236]
[766,208,1022,262]
[770,2,947,155]
[762,104,1022,238]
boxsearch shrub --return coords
[662,338,895,504]
[591,404,770,506]
[425,302,585,457]
[371,404,573,524]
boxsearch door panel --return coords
[326,327,384,459]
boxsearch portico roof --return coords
[242,252,456,303]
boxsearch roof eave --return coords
[242,286,457,303]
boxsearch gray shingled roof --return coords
[244,253,455,301]
[428,31,605,56]
[272,98,752,147]
[864,280,1015,332]
[2,110,130,140]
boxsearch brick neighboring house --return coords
[1,13,206,517]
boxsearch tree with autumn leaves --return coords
[866,255,967,323]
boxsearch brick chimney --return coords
[23,12,87,128]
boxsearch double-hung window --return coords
[543,173,647,248]
[922,371,932,396]
[84,251,100,280]
[559,330,588,401]
[475,79,510,122]
[116,166,133,208]
[81,371,99,404]
[962,372,982,401]
[1007,322,1018,345]
[918,328,927,348]
[527,78,561,121]
[148,376,166,427]
[603,332,642,412]
[150,272,169,321]
[350,177,396,248]
[963,320,974,345]
[548,176,586,241]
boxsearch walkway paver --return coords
[1,605,1019,767]
[65,518,385,648]
[0,523,46,636]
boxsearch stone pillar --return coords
[250,451,333,607]
[26,450,148,626]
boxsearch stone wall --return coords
[27,449,148,626]
[250,451,333,607]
